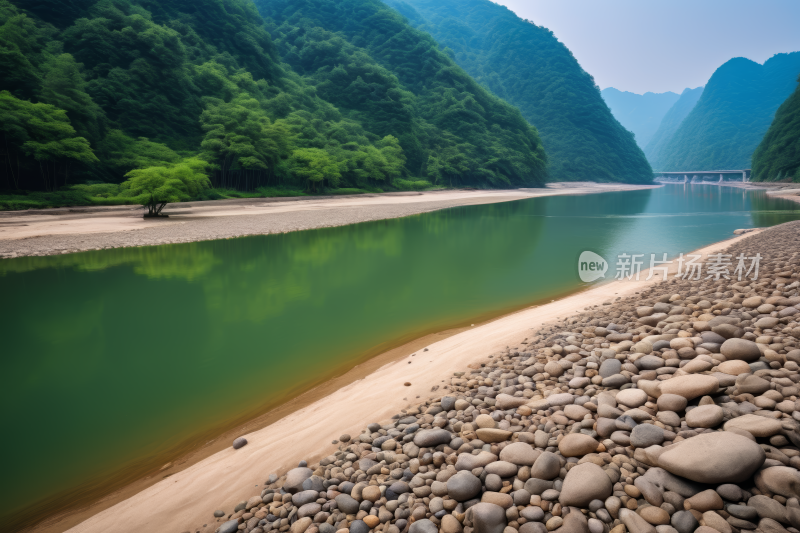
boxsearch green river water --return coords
[1,183,799,529]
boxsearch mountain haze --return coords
[653,53,800,171]
[382,0,653,183]
[600,88,679,149]
[644,87,704,167]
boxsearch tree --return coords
[121,157,211,217]
[40,53,106,143]
[0,90,98,190]
[288,148,341,191]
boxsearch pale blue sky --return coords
[495,0,800,94]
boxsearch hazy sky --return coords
[494,0,800,95]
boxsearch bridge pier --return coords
[743,171,747,183]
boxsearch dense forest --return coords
[381,0,653,183]
[0,0,549,209]
[644,86,704,167]
[652,53,800,171]
[600,88,679,149]
[751,76,800,182]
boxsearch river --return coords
[1,183,798,530]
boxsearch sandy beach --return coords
[0,183,656,258]
[53,228,762,533]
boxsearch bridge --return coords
[654,169,752,182]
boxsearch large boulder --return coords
[657,432,765,483]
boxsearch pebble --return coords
[685,405,724,428]
[499,442,539,466]
[232,437,248,450]
[720,338,762,362]
[657,375,719,400]
[447,471,482,501]
[617,388,648,408]
[558,433,599,457]
[531,452,561,480]
[631,424,665,447]
[657,394,688,412]
[471,502,507,533]
[560,463,612,507]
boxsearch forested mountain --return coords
[653,53,800,171]
[600,88,679,149]
[0,0,547,202]
[381,0,654,183]
[752,77,800,182]
[644,86,703,166]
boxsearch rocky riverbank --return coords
[206,220,800,533]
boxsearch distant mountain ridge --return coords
[382,0,654,183]
[600,88,680,149]
[752,76,800,182]
[653,53,800,171]
[644,87,704,166]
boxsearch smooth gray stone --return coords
[292,490,319,507]
[524,478,555,495]
[602,374,630,388]
[599,359,622,378]
[717,484,744,502]
[335,494,360,515]
[643,468,702,497]
[447,471,482,501]
[232,437,247,450]
[350,520,370,533]
[631,424,664,448]
[442,396,456,411]
[519,523,547,533]
[727,504,759,521]
[413,429,452,447]
[637,355,665,370]
[671,511,698,533]
[219,520,241,533]
[520,506,545,521]
[409,519,438,533]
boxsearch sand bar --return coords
[0,183,656,258]
[60,229,759,533]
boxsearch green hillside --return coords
[644,86,704,166]
[0,0,547,208]
[654,53,800,171]
[752,77,800,182]
[381,0,654,183]
[600,88,679,149]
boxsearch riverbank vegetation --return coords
[751,76,800,183]
[0,0,548,211]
